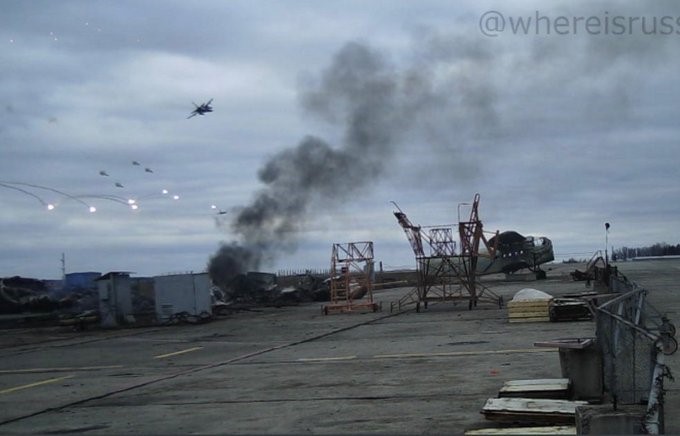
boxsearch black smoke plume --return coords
[207,242,260,291]
[208,22,660,286]
[208,42,409,286]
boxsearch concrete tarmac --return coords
[0,260,677,434]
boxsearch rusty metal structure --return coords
[570,250,607,283]
[323,241,379,314]
[392,194,503,312]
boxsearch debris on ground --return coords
[548,298,593,322]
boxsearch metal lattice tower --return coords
[429,228,455,257]
[457,193,499,308]
[392,194,502,312]
[324,241,379,314]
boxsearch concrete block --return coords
[576,404,646,435]
[558,346,602,401]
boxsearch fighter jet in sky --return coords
[211,204,227,215]
[99,170,109,176]
[187,99,213,119]
[115,182,124,188]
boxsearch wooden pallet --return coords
[498,379,570,399]
[465,425,576,435]
[549,298,593,321]
[481,398,587,425]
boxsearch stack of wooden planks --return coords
[507,299,552,323]
[507,288,554,323]
[465,425,576,435]
[468,377,584,434]
[481,397,588,425]
[498,378,571,400]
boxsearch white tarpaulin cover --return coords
[510,288,553,302]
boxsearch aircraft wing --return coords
[187,111,198,119]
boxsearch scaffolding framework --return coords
[392,194,503,312]
[323,241,379,314]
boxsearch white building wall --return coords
[153,272,212,321]
[97,274,133,328]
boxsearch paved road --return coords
[0,261,677,434]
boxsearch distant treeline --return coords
[612,243,680,260]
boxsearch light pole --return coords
[605,222,611,266]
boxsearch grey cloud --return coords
[2,1,680,279]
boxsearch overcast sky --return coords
[2,0,679,279]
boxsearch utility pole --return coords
[605,223,610,266]
[61,252,66,280]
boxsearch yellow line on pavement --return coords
[0,365,123,374]
[154,346,203,359]
[0,375,74,395]
[374,348,556,359]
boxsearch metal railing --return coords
[595,273,677,434]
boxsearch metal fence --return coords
[277,268,330,277]
[596,283,652,404]
[595,272,677,433]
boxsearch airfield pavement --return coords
[0,259,678,434]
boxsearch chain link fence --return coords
[596,283,652,404]
[595,271,677,433]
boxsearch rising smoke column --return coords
[212,0,680,287]
[207,242,261,292]
[208,42,409,285]
[207,35,506,286]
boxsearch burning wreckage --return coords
[210,271,332,312]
